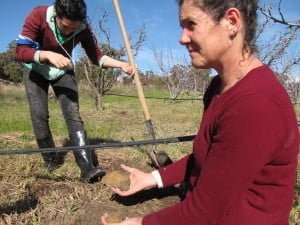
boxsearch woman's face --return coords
[179,1,231,69]
[56,17,81,36]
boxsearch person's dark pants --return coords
[23,69,83,139]
[23,69,103,182]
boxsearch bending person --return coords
[15,0,135,183]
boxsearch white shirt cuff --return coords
[34,50,41,63]
[99,55,109,68]
[151,170,163,188]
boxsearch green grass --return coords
[0,83,200,153]
[0,105,32,133]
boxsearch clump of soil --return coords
[102,170,130,190]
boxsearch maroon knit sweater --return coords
[143,65,299,225]
[15,6,102,65]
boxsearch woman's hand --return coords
[101,214,142,225]
[101,165,155,225]
[101,56,135,76]
[39,50,73,69]
[120,62,135,77]
[112,164,157,196]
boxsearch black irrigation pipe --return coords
[106,93,202,101]
[0,134,196,156]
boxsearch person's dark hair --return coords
[54,0,87,21]
[177,0,258,53]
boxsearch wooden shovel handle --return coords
[113,0,151,120]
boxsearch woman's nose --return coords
[179,29,190,45]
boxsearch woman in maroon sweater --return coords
[15,0,134,183]
[101,0,299,224]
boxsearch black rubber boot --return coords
[91,149,99,167]
[37,136,65,172]
[70,131,105,183]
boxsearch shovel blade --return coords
[147,149,173,168]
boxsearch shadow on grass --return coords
[59,137,121,149]
[89,138,121,145]
[34,174,71,182]
[110,184,188,206]
[0,194,38,215]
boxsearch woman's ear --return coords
[224,8,241,36]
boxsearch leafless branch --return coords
[98,10,111,45]
[259,1,300,28]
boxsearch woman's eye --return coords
[186,21,196,30]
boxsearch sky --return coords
[0,0,299,74]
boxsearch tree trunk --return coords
[96,92,104,111]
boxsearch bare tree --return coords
[79,57,117,110]
[259,0,300,28]
[257,26,299,73]
[187,66,211,96]
[282,73,300,104]
[78,9,146,110]
[152,46,188,100]
[256,1,300,101]
[152,46,210,100]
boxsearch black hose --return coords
[0,135,196,156]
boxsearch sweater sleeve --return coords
[158,153,195,187]
[80,25,103,66]
[143,94,289,225]
[15,7,43,62]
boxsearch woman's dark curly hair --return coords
[177,0,258,54]
[54,0,87,21]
